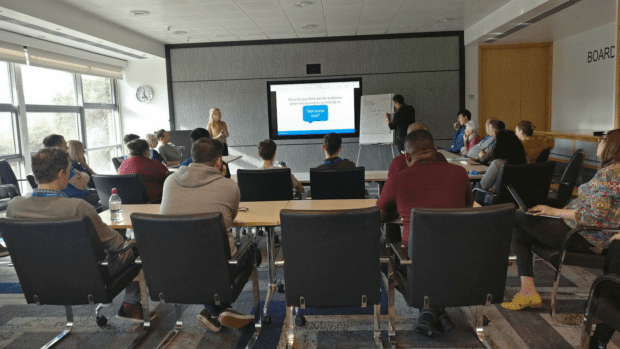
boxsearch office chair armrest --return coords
[148,197,162,204]
[472,187,495,196]
[275,246,284,266]
[0,184,18,199]
[99,243,138,266]
[390,243,411,265]
[584,272,620,318]
[558,226,620,260]
[551,179,571,186]
[229,240,253,265]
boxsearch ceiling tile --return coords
[245,9,287,18]
[217,18,256,27]
[237,1,282,12]
[210,35,240,41]
[140,0,192,5]
[192,27,233,35]
[152,4,203,16]
[323,4,363,14]
[252,17,290,25]
[172,13,216,23]
[327,30,356,36]
[297,33,327,38]
[323,0,362,5]
[188,21,224,28]
[195,3,242,12]
[266,33,297,39]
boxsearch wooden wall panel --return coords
[520,47,551,132]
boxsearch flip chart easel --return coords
[357,94,396,166]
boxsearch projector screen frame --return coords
[266,77,363,140]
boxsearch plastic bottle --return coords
[109,188,123,222]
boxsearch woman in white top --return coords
[207,108,229,156]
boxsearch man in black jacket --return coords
[385,95,415,153]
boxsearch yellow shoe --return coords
[501,292,543,310]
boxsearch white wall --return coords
[119,59,170,139]
[465,45,479,125]
[552,22,617,131]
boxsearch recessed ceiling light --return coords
[437,18,453,22]
[293,1,313,7]
[172,31,188,35]
[301,24,319,29]
[130,10,150,16]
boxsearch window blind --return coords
[0,41,27,65]
[27,47,123,80]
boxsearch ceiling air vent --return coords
[484,0,583,43]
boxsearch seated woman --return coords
[474,130,527,205]
[67,140,96,189]
[515,120,555,163]
[118,139,168,201]
[460,121,482,156]
[502,129,620,311]
[146,133,166,164]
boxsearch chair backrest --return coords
[26,174,38,190]
[494,161,556,207]
[0,160,20,195]
[237,168,293,202]
[280,207,381,308]
[556,149,586,207]
[406,204,515,307]
[0,216,109,305]
[130,213,235,305]
[536,148,552,163]
[93,174,150,210]
[112,157,124,171]
[310,167,365,200]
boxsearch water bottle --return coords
[109,188,123,222]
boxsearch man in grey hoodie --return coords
[160,137,260,332]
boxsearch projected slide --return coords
[268,79,361,139]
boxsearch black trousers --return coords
[396,137,405,154]
[513,211,593,277]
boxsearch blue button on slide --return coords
[303,105,328,123]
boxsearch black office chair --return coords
[389,204,515,348]
[93,174,152,210]
[26,174,38,190]
[237,168,293,202]
[0,183,18,213]
[536,148,552,163]
[580,241,620,349]
[473,161,556,206]
[547,149,585,208]
[112,156,124,171]
[0,216,150,349]
[130,213,262,348]
[309,167,366,199]
[280,207,383,348]
[0,160,26,194]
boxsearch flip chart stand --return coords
[356,143,396,170]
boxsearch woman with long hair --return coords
[66,140,96,188]
[502,129,620,312]
[206,108,229,156]
[515,120,554,163]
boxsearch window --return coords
[0,112,17,156]
[21,65,77,106]
[26,112,79,150]
[87,147,118,174]
[82,75,113,104]
[0,62,12,104]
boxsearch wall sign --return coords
[588,46,615,63]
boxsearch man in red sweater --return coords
[387,123,446,176]
[377,129,474,337]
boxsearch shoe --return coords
[415,308,438,338]
[219,308,255,329]
[435,311,456,334]
[197,309,221,332]
[116,302,144,323]
[0,244,8,257]
[500,292,543,310]
[589,336,608,349]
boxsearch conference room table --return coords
[167,155,242,171]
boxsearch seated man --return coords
[388,123,447,176]
[465,118,496,158]
[473,119,505,165]
[445,109,471,154]
[160,138,260,331]
[155,129,182,166]
[377,130,474,337]
[258,139,304,194]
[315,133,356,169]
[42,134,99,208]
[179,128,231,178]
[6,147,143,322]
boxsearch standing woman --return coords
[66,140,96,188]
[207,108,229,156]
[501,129,620,311]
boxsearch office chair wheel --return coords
[263,315,272,324]
[277,282,285,293]
[96,315,108,327]
[483,315,490,326]
[295,315,306,327]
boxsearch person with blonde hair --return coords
[66,140,96,189]
[206,108,229,156]
[145,133,166,164]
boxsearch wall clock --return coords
[136,86,153,103]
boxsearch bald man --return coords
[387,123,447,177]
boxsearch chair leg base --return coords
[40,306,73,349]
[126,270,153,349]
[245,266,262,349]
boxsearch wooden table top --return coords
[284,199,377,211]
[99,201,290,229]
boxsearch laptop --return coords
[507,185,561,219]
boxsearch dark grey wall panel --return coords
[170,36,460,82]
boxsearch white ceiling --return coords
[53,0,514,44]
